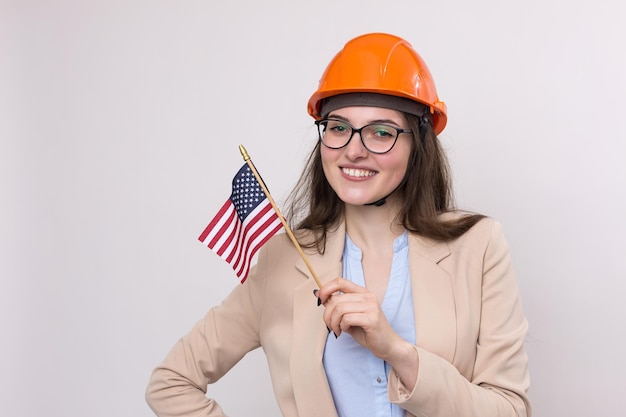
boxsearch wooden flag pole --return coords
[239,145,322,289]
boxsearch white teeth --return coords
[342,167,375,177]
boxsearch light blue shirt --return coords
[323,231,416,417]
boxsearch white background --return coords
[2,1,626,416]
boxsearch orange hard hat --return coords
[307,33,448,134]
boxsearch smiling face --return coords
[320,106,413,207]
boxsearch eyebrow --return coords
[327,114,403,128]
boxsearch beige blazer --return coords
[146,218,531,417]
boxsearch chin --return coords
[334,185,395,207]
[340,194,382,207]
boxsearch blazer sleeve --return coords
[388,220,532,417]
[145,263,268,417]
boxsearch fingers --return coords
[324,296,367,336]
[311,278,401,359]
[316,277,366,305]
[314,280,379,338]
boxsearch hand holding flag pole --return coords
[238,145,322,288]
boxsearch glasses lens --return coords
[319,120,352,148]
[362,124,398,153]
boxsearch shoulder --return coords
[256,231,301,264]
[439,211,504,245]
[260,227,328,254]
[456,215,503,241]
[269,222,344,256]
[444,214,507,251]
[253,227,331,272]
[445,216,512,274]
[409,214,509,268]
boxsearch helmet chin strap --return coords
[363,183,402,207]
[365,197,388,207]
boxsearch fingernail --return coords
[326,326,331,333]
[313,289,318,296]
[333,331,339,339]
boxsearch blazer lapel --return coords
[290,225,344,417]
[408,235,457,363]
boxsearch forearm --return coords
[146,276,264,416]
[146,364,226,417]
[145,317,232,417]
[390,346,529,417]
[384,340,419,393]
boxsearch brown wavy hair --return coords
[285,112,485,252]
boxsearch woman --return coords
[146,33,531,417]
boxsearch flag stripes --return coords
[198,163,283,283]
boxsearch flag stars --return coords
[229,165,268,220]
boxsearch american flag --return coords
[198,163,283,283]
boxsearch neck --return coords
[343,199,405,252]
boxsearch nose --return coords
[344,130,368,160]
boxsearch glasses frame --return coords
[315,118,413,155]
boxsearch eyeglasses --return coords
[315,119,413,154]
